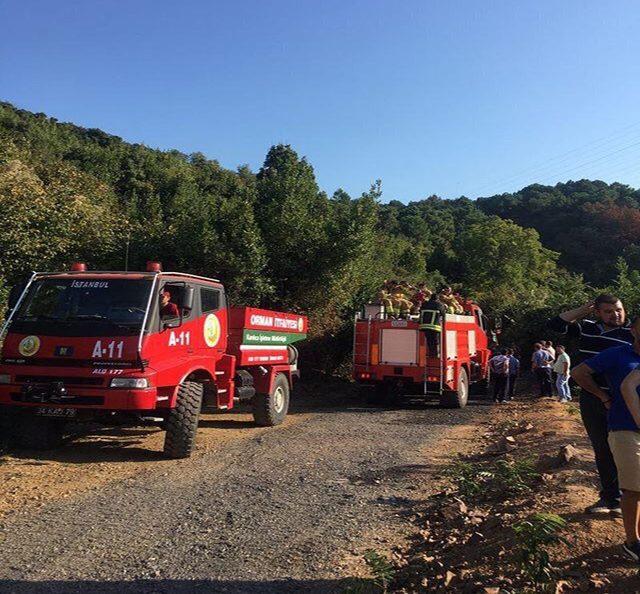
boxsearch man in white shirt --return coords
[553,345,571,402]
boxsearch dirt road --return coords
[0,380,488,593]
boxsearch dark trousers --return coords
[493,374,508,402]
[507,375,517,400]
[424,330,440,357]
[580,392,620,504]
[534,367,553,397]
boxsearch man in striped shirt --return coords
[549,294,633,516]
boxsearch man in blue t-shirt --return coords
[572,322,640,563]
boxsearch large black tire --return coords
[0,412,13,453]
[163,381,204,459]
[440,368,469,409]
[14,415,65,450]
[252,373,290,426]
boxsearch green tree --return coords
[454,217,559,314]
[0,153,124,284]
[609,258,640,315]
[255,144,329,309]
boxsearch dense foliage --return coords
[478,180,640,286]
[1,101,638,370]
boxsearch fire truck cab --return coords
[353,300,491,407]
[0,263,307,458]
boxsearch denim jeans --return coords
[556,373,572,401]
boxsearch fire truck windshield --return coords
[11,278,153,337]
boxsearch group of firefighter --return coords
[375,280,467,357]
[375,280,465,318]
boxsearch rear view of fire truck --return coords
[353,301,491,407]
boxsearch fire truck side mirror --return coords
[182,286,195,311]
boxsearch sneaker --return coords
[609,504,623,518]
[622,541,640,562]
[585,498,616,514]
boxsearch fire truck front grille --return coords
[15,375,104,386]
[10,393,105,406]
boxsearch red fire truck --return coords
[0,263,307,458]
[353,301,492,407]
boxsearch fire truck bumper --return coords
[0,384,160,411]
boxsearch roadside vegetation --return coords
[377,395,640,593]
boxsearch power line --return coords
[594,158,640,181]
[531,140,640,186]
[471,121,640,197]
[474,136,640,197]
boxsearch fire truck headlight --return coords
[0,374,10,384]
[110,378,149,389]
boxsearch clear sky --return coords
[2,0,640,202]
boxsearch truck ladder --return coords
[353,316,373,370]
[423,328,444,397]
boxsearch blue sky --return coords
[2,0,640,202]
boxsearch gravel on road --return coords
[0,379,488,593]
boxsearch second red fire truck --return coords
[353,300,492,407]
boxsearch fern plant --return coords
[363,549,395,592]
[514,513,568,591]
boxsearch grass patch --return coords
[343,550,396,593]
[446,457,540,500]
[566,402,580,417]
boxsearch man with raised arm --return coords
[572,317,640,562]
[549,295,632,516]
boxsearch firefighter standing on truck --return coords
[420,292,447,357]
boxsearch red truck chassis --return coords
[0,265,307,457]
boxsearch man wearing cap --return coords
[160,290,179,318]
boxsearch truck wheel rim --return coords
[273,386,285,413]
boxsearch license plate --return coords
[35,407,77,418]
